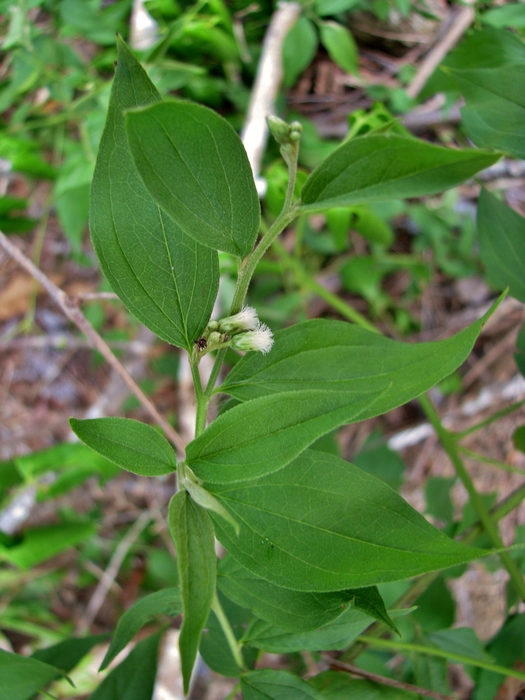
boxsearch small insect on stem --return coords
[195,337,207,351]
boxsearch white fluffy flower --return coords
[231,323,274,354]
[218,306,259,334]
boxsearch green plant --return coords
[3,19,525,700]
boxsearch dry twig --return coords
[0,231,186,457]
[326,658,455,700]
[77,511,151,634]
[406,0,475,99]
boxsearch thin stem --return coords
[357,635,525,682]
[419,393,525,602]
[230,205,299,316]
[456,398,525,439]
[458,445,525,476]
[223,683,241,700]
[212,591,246,671]
[327,658,454,700]
[272,239,378,333]
[199,137,302,404]
[190,360,207,438]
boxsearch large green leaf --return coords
[126,100,260,258]
[168,491,216,694]
[448,65,525,158]
[477,188,525,303]
[70,417,177,477]
[243,605,373,652]
[0,649,65,700]
[219,556,394,633]
[299,134,499,213]
[220,316,487,406]
[90,631,162,700]
[90,36,218,351]
[241,669,325,700]
[207,450,486,592]
[100,588,182,670]
[186,387,387,484]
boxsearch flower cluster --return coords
[196,306,274,355]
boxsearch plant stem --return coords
[456,398,525,439]
[197,133,303,408]
[458,445,525,476]
[212,591,246,671]
[357,635,525,682]
[272,239,378,333]
[223,683,241,700]
[419,392,525,602]
[190,360,207,438]
[231,205,299,315]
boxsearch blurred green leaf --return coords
[101,589,181,670]
[319,21,358,74]
[477,188,525,302]
[282,17,318,88]
[90,631,162,700]
[0,522,96,570]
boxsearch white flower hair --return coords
[231,323,274,354]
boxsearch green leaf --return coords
[187,387,388,484]
[241,669,325,700]
[90,36,218,351]
[516,321,525,377]
[447,65,525,158]
[207,450,486,592]
[0,649,65,700]
[90,631,162,700]
[219,556,395,633]
[482,3,525,29]
[513,426,525,453]
[100,588,182,670]
[33,635,107,674]
[299,134,500,213]
[220,316,487,408]
[282,16,318,88]
[243,605,373,652]
[319,21,358,74]
[126,100,260,258]
[314,0,360,17]
[0,522,96,570]
[168,491,216,694]
[477,188,525,302]
[69,417,177,477]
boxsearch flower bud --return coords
[230,323,274,355]
[217,306,259,334]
